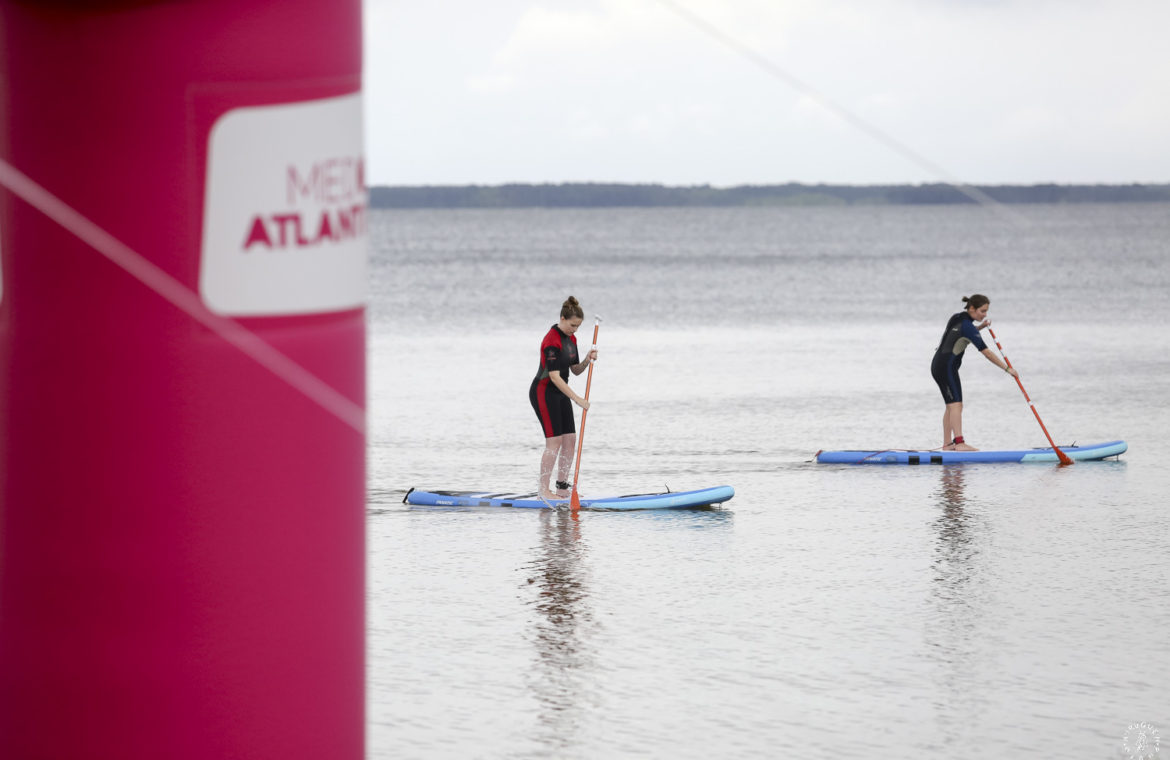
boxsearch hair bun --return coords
[559,295,585,320]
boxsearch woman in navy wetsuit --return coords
[529,296,598,500]
[930,294,1017,451]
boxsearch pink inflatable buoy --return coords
[1,2,366,757]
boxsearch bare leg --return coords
[539,436,561,499]
[555,433,576,496]
[940,399,959,446]
[942,402,977,450]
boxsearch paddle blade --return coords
[570,488,581,510]
[1055,447,1074,466]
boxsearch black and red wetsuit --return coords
[529,324,579,438]
[930,311,989,403]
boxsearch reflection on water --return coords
[522,509,598,752]
[926,465,994,748]
[930,466,982,610]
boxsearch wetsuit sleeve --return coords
[960,320,988,351]
[543,342,562,371]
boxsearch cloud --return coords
[364,0,1170,185]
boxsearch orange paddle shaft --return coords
[570,316,601,509]
[987,327,1074,466]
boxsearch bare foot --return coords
[955,442,979,451]
[539,489,559,501]
[942,443,955,451]
[555,488,570,498]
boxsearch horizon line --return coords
[368,180,1170,188]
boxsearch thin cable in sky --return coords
[652,0,1030,224]
[0,157,366,436]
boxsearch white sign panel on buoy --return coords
[200,93,367,316]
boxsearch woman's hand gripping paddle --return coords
[987,327,1074,466]
[570,316,602,510]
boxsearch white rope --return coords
[0,157,366,435]
[652,0,1032,226]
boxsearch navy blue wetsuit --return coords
[529,325,579,438]
[930,312,988,403]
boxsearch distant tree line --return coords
[368,182,1170,208]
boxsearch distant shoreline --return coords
[369,182,1170,209]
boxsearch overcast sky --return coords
[363,0,1170,187]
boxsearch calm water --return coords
[366,204,1169,759]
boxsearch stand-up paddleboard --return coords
[404,485,735,510]
[815,440,1126,465]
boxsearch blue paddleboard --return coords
[814,440,1126,465]
[404,485,735,510]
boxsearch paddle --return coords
[570,315,602,510]
[987,327,1074,466]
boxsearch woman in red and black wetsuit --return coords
[529,296,597,500]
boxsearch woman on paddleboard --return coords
[530,296,598,500]
[931,294,1017,451]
